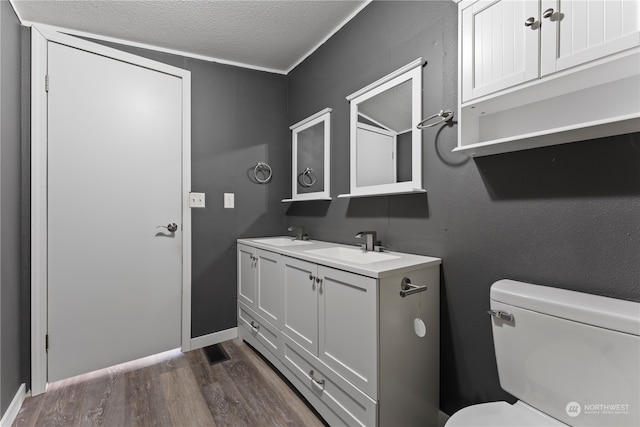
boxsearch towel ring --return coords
[298,167,317,188]
[416,110,454,129]
[254,162,272,184]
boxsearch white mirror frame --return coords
[282,108,332,202]
[339,58,425,198]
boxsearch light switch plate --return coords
[224,193,235,209]
[189,192,205,208]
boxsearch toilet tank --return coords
[490,279,640,427]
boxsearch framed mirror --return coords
[339,59,424,198]
[282,108,332,202]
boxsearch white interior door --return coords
[47,41,183,382]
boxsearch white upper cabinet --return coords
[463,0,640,102]
[462,0,539,101]
[457,0,640,156]
[541,0,640,75]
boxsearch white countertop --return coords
[237,236,441,278]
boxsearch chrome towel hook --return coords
[417,109,454,129]
[254,162,272,184]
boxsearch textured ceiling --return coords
[12,0,369,74]
[359,80,413,134]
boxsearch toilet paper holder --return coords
[400,277,427,297]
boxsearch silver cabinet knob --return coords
[542,8,554,19]
[524,17,536,27]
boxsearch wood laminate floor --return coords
[14,340,327,427]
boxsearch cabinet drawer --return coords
[238,302,282,360]
[282,335,377,427]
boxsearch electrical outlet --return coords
[224,193,235,209]
[189,192,205,208]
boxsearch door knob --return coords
[542,8,554,19]
[524,17,536,27]
[157,223,178,232]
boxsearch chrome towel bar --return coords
[400,277,427,297]
[416,109,454,129]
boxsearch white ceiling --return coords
[358,80,412,134]
[11,0,369,74]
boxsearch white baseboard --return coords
[0,383,26,427]
[190,327,238,351]
[438,409,450,427]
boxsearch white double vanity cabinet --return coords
[236,237,441,426]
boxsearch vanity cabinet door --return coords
[237,243,257,308]
[461,0,539,102]
[255,249,283,328]
[283,256,319,356]
[318,266,378,398]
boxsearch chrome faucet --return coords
[288,225,308,240]
[355,231,377,251]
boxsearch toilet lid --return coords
[446,401,568,427]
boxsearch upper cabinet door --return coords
[462,0,539,102]
[541,0,640,76]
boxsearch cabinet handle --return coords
[309,274,315,281]
[250,321,260,332]
[542,8,554,19]
[524,17,536,27]
[315,277,322,284]
[308,370,325,388]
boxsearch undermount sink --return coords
[251,237,313,247]
[304,247,400,264]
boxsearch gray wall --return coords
[1,0,23,415]
[286,1,640,415]
[79,40,289,338]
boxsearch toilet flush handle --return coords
[487,310,514,322]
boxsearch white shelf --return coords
[282,197,332,203]
[457,44,640,157]
[454,114,640,157]
[337,188,426,198]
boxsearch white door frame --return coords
[31,24,192,395]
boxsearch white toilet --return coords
[446,279,640,427]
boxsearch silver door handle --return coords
[524,17,536,27]
[487,310,514,322]
[157,223,178,232]
[542,8,554,19]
